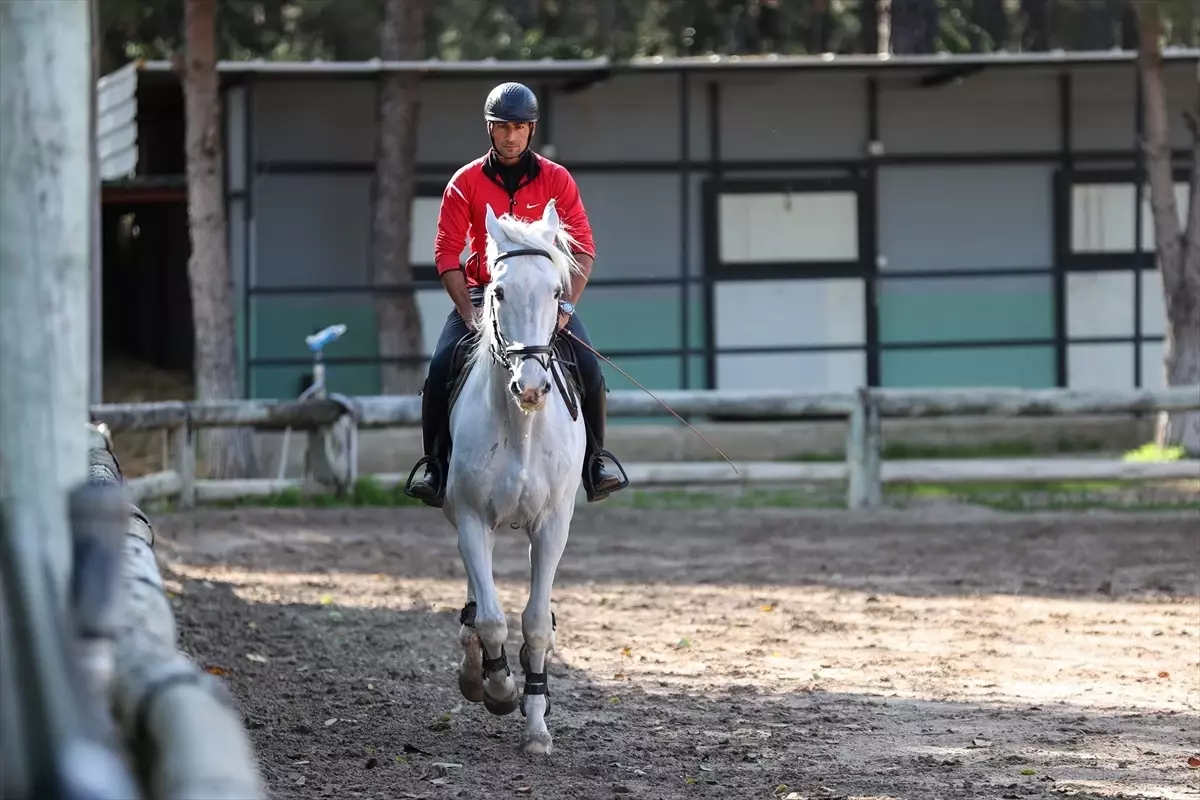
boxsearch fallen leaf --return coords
[204,665,228,676]
[684,776,698,785]
[395,756,408,764]
[760,604,776,612]
[609,696,621,704]
[1020,768,1036,775]
[324,718,337,727]
[621,646,633,657]
[319,595,333,605]
[1158,671,1170,679]
[1188,755,1200,769]
[245,654,268,664]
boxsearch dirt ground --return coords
[151,503,1200,800]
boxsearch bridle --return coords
[485,247,565,374]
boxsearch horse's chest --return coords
[490,466,552,520]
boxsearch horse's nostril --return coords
[541,381,552,394]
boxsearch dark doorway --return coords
[101,187,193,372]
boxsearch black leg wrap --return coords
[519,671,551,718]
[481,646,511,677]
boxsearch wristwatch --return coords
[558,300,575,316]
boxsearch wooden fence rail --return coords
[91,385,1200,511]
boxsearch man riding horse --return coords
[403,81,627,507]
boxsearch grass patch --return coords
[149,472,1197,516]
[886,479,1200,513]
[785,438,1110,463]
[1122,442,1186,462]
[206,475,425,510]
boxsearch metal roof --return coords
[121,47,1200,81]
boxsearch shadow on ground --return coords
[153,504,1200,800]
[167,573,1197,800]
[154,505,1200,600]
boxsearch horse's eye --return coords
[494,287,505,301]
[553,288,561,299]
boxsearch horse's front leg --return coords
[519,501,572,755]
[456,511,519,716]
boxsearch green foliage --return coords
[1123,442,1187,463]
[96,0,1200,74]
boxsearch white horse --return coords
[443,199,587,755]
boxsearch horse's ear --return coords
[484,203,505,246]
[542,198,560,232]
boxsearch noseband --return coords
[487,247,560,372]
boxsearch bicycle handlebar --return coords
[305,324,347,353]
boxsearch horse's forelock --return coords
[487,213,580,288]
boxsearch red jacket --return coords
[434,152,596,287]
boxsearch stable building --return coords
[97,50,1200,402]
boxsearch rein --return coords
[488,246,741,480]
[561,330,741,480]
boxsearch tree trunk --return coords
[1136,1,1200,454]
[182,0,257,477]
[372,0,427,395]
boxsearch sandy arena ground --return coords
[152,503,1200,800]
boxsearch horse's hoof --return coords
[483,692,519,716]
[458,670,484,703]
[521,731,553,756]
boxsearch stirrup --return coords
[402,455,446,508]
[583,449,630,502]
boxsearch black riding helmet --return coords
[484,82,539,123]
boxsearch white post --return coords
[0,0,93,598]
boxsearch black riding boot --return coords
[404,379,449,508]
[581,387,628,502]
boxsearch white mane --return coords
[485,212,582,288]
[469,212,583,367]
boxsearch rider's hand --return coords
[557,312,570,331]
[458,305,478,331]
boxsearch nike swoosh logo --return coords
[525,203,539,210]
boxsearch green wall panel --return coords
[881,346,1055,388]
[249,296,383,399]
[878,285,1054,344]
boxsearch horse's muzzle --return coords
[510,378,552,410]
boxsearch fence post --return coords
[846,388,883,510]
[171,421,195,509]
